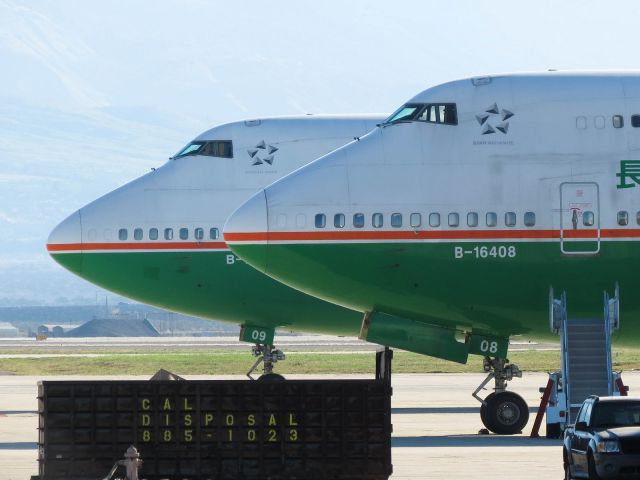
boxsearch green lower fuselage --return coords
[229,237,640,347]
[53,237,638,350]
[51,249,363,336]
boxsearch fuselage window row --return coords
[116,227,220,241]
[312,211,538,229]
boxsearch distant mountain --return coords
[1,303,241,335]
[67,317,160,337]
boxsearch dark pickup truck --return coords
[564,396,640,479]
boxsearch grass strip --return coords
[0,348,638,376]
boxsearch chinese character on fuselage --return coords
[616,160,640,189]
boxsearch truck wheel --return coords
[587,451,601,480]
[546,422,561,439]
[563,449,572,480]
[483,391,529,435]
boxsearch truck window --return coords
[583,402,593,425]
[576,401,591,425]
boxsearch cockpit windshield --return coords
[173,140,233,159]
[383,103,458,126]
[385,104,422,124]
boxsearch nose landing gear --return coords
[247,344,286,380]
[473,357,529,435]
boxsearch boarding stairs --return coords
[530,286,626,438]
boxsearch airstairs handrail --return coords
[557,291,571,419]
[604,284,619,395]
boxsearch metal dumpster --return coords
[36,350,393,480]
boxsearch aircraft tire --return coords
[483,391,529,435]
[257,373,286,382]
[479,392,495,428]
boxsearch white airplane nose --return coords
[224,190,269,272]
[47,210,82,253]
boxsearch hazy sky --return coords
[1,0,639,305]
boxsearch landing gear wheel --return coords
[257,373,285,382]
[479,392,495,428]
[483,391,529,435]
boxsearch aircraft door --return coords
[560,182,600,255]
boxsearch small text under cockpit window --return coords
[384,103,458,126]
[173,141,233,159]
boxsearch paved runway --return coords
[2,369,625,480]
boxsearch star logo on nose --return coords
[247,140,278,165]
[476,103,514,135]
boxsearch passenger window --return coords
[372,213,383,228]
[209,228,219,240]
[334,213,345,228]
[149,228,158,240]
[632,115,640,128]
[618,211,629,226]
[637,211,640,225]
[118,228,128,241]
[353,213,364,228]
[391,213,402,228]
[448,213,459,227]
[179,228,189,240]
[467,212,478,228]
[594,116,605,129]
[583,211,595,226]
[524,212,536,227]
[613,115,624,128]
[315,214,326,228]
[410,213,421,228]
[195,227,204,240]
[429,213,440,227]
[134,228,143,241]
[505,212,516,227]
[486,212,497,227]
[164,228,173,240]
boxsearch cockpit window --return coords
[173,140,233,159]
[383,103,458,126]
[385,104,422,124]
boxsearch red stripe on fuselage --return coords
[224,228,640,242]
[47,241,228,252]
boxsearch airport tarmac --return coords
[2,370,629,480]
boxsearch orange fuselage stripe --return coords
[47,228,640,251]
[47,241,228,252]
[224,228,631,242]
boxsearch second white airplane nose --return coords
[223,190,269,273]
